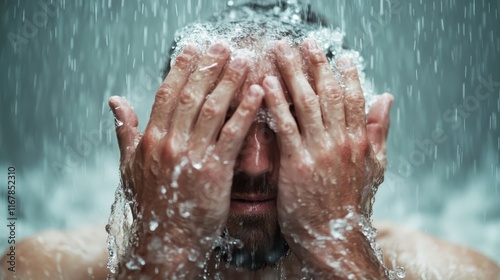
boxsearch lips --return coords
[230,194,277,215]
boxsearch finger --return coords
[302,38,346,136]
[217,85,264,162]
[262,76,303,159]
[336,56,366,137]
[274,40,324,140]
[191,57,249,150]
[145,44,201,135]
[169,42,230,144]
[367,93,393,165]
[108,96,140,161]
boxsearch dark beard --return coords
[224,213,289,270]
[220,172,289,270]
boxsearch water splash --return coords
[106,184,136,278]
[114,118,123,127]
[179,201,194,218]
[170,1,377,113]
[211,228,244,269]
[358,214,406,279]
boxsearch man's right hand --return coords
[108,43,264,278]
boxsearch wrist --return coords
[285,212,389,279]
[110,205,215,279]
[117,228,211,279]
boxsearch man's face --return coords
[222,47,307,270]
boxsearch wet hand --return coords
[263,39,392,277]
[109,43,264,276]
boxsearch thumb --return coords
[108,96,140,162]
[366,93,393,167]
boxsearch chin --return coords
[223,211,289,270]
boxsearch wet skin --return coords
[108,38,393,278]
[1,36,499,280]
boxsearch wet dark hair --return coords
[162,1,343,79]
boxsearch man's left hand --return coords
[262,38,393,278]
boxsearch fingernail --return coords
[264,77,279,89]
[278,42,293,57]
[208,42,226,56]
[231,57,248,72]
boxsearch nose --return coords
[235,123,276,177]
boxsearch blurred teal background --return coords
[1,0,499,263]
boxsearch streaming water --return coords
[2,0,500,279]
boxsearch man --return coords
[2,2,499,279]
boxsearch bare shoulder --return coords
[374,221,500,280]
[1,225,109,280]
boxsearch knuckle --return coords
[315,144,333,163]
[338,138,352,159]
[323,84,343,104]
[179,89,196,105]
[277,120,298,136]
[351,137,369,156]
[173,52,191,71]
[346,93,365,107]
[140,132,155,150]
[301,93,319,110]
[155,84,175,101]
[237,98,255,113]
[162,143,176,160]
[201,99,222,120]
[220,124,240,140]
[358,139,370,154]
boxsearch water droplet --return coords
[329,218,348,240]
[179,201,194,218]
[114,118,123,127]
[125,255,145,270]
[167,208,175,217]
[192,161,203,170]
[149,220,158,231]
[188,248,200,262]
[395,266,406,279]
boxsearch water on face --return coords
[2,0,499,279]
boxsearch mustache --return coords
[231,172,277,196]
